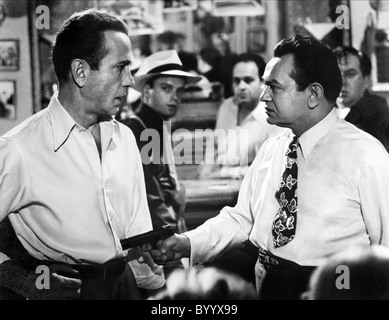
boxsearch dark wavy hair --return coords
[52,9,128,85]
[274,35,342,103]
[333,46,372,77]
[232,53,267,79]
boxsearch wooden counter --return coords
[181,179,242,230]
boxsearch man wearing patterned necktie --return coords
[144,35,389,300]
[272,136,299,248]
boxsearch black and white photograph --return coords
[0,40,19,71]
[0,80,16,120]
[0,0,389,305]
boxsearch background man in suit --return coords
[334,46,389,151]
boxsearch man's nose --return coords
[122,67,135,87]
[342,77,349,88]
[168,89,177,102]
[237,79,248,89]
[340,73,349,86]
[260,86,271,102]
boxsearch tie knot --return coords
[289,136,299,153]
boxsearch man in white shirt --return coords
[144,35,389,300]
[199,53,283,180]
[0,9,164,300]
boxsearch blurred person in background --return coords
[199,52,283,180]
[211,33,237,98]
[334,46,389,151]
[197,48,223,84]
[303,245,389,300]
[150,266,259,300]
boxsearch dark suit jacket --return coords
[345,90,389,152]
[121,104,186,233]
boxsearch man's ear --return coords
[363,74,372,89]
[308,83,324,110]
[70,59,89,88]
[143,84,152,104]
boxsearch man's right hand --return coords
[141,234,191,265]
[27,263,82,300]
[0,260,82,300]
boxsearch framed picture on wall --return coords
[0,80,16,120]
[0,39,19,71]
[96,0,164,36]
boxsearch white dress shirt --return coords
[0,93,164,289]
[187,108,389,266]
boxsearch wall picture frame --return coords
[96,0,164,36]
[0,80,16,120]
[0,39,19,71]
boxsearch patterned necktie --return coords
[272,136,299,248]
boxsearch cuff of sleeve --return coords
[0,252,11,264]
[133,268,166,290]
[127,253,166,290]
[184,229,210,268]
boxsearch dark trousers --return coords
[256,249,317,300]
[0,217,141,300]
[79,264,141,300]
[204,240,258,286]
[0,259,141,300]
[261,265,316,300]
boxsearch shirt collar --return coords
[47,92,78,152]
[298,108,339,159]
[47,92,119,152]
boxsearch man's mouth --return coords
[237,94,248,100]
[114,95,127,103]
[340,91,349,97]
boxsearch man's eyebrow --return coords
[158,82,185,90]
[343,68,358,73]
[117,60,132,66]
[263,78,283,86]
[233,76,255,80]
[158,82,174,86]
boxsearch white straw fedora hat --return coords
[133,50,202,92]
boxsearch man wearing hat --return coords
[121,50,201,277]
